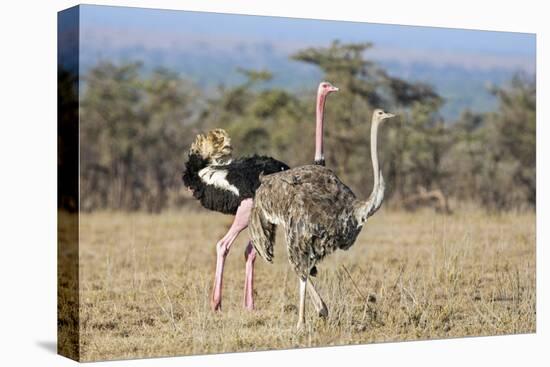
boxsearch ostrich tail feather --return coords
[189,128,233,164]
[248,204,276,263]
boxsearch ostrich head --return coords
[190,128,233,164]
[372,108,396,123]
[318,81,339,96]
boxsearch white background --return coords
[0,0,547,365]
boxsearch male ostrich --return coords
[182,82,338,311]
[249,109,395,328]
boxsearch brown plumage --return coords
[249,109,395,328]
[250,165,360,276]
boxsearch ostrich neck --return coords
[354,116,384,224]
[370,119,380,196]
[314,92,327,163]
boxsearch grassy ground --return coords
[73,208,535,361]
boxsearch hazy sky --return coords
[62,5,536,120]
[79,4,535,57]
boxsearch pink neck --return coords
[314,91,326,162]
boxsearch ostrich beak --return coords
[329,86,339,92]
[385,113,396,119]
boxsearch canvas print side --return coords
[57,5,80,362]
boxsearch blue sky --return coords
[79,4,535,57]
[63,4,536,119]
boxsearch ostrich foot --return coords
[243,300,254,311]
[307,280,328,318]
[211,296,222,311]
[317,305,328,318]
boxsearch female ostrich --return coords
[182,82,338,311]
[249,109,395,328]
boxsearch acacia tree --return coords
[292,41,443,201]
[439,74,535,210]
[443,110,486,201]
[80,62,199,212]
[478,74,536,210]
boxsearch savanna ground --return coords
[64,207,535,361]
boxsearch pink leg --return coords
[243,242,257,310]
[211,198,253,311]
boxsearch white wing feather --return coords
[198,167,240,196]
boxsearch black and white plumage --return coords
[248,109,395,328]
[182,152,289,215]
[181,128,289,311]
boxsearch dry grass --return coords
[74,208,535,361]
